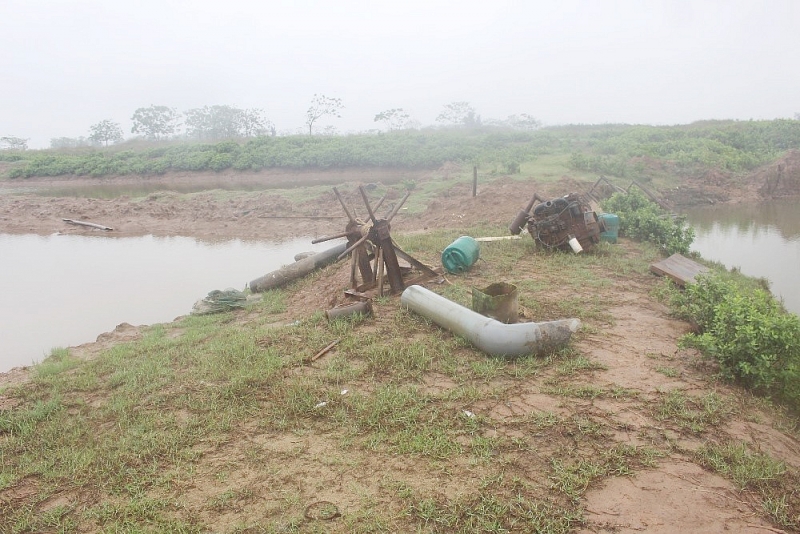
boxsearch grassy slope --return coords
[2,225,799,532]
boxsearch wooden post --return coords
[472,166,477,197]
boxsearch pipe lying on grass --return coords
[400,285,580,357]
[249,242,347,293]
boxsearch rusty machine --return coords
[312,185,439,296]
[509,192,603,252]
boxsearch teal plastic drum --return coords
[442,236,480,273]
[599,213,620,244]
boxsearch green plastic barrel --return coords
[599,213,620,244]
[442,236,480,273]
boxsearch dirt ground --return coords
[2,164,800,532]
[0,168,596,241]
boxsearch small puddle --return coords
[0,233,342,372]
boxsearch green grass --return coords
[2,216,799,531]
[653,390,735,433]
[696,441,786,490]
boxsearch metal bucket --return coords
[472,282,519,324]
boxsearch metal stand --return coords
[313,185,438,296]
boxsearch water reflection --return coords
[687,198,800,240]
[684,198,800,315]
[0,234,339,372]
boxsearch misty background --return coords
[2,0,799,149]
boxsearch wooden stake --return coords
[310,339,340,362]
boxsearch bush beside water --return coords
[606,190,800,412]
[601,188,695,255]
[670,273,800,411]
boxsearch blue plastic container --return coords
[599,213,620,244]
[442,236,480,273]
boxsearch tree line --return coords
[2,97,541,151]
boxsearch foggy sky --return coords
[2,0,799,148]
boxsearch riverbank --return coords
[3,149,800,240]
[2,166,800,532]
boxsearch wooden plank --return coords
[650,253,709,287]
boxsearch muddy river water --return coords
[0,234,337,372]
[684,198,800,316]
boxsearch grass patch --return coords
[653,390,735,433]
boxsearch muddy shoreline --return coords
[3,160,796,242]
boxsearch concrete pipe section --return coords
[400,285,580,357]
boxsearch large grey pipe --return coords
[401,285,580,357]
[249,242,347,293]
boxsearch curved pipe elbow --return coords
[401,285,579,357]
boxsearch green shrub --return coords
[672,273,800,409]
[600,188,695,255]
[208,153,233,171]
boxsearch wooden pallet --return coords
[650,253,709,287]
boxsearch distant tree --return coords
[88,120,124,147]
[306,94,343,135]
[240,108,276,137]
[184,105,238,140]
[183,105,273,140]
[374,108,411,131]
[50,136,92,149]
[0,136,29,150]
[795,112,800,121]
[131,105,180,140]
[506,113,541,131]
[436,101,480,127]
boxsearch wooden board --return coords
[650,253,709,287]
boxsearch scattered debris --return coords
[441,236,480,273]
[462,410,476,418]
[325,300,373,321]
[249,242,347,293]
[401,285,580,357]
[650,253,710,287]
[314,401,328,409]
[304,501,341,521]
[309,339,341,363]
[191,288,248,315]
[598,213,620,243]
[474,235,522,242]
[586,176,672,211]
[509,192,602,252]
[313,185,439,297]
[473,282,518,324]
[62,218,113,231]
